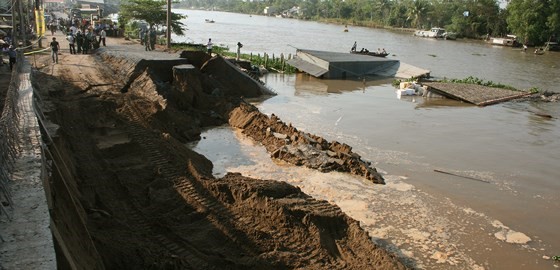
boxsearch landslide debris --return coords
[229,102,385,184]
[30,44,404,269]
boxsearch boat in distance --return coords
[490,34,520,47]
[414,27,446,38]
[350,50,389,58]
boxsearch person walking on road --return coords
[50,37,60,64]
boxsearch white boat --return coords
[490,35,519,47]
[414,27,446,38]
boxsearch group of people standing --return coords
[65,28,105,55]
[140,28,157,51]
[47,25,108,64]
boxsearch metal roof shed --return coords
[287,49,430,79]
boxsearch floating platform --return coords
[423,82,532,106]
[287,49,430,79]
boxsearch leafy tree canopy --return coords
[177,0,559,44]
[120,0,186,35]
[507,0,560,44]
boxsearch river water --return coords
[179,10,560,270]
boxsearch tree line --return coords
[177,0,560,45]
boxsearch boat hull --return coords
[414,27,446,38]
[350,51,388,58]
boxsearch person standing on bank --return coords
[76,30,83,54]
[67,32,76,54]
[100,27,106,46]
[206,38,213,55]
[236,42,243,61]
[83,30,91,54]
[50,37,60,64]
[144,28,152,51]
[8,45,17,70]
[149,27,156,50]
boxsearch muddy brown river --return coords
[181,9,560,270]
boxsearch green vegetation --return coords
[177,0,559,45]
[527,87,541,94]
[507,0,560,45]
[443,76,517,90]
[391,77,418,87]
[120,0,186,35]
[124,21,143,39]
[171,43,297,73]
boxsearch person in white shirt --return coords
[66,33,76,54]
[70,25,77,35]
[100,28,107,46]
[206,38,213,55]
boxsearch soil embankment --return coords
[229,102,385,184]
[30,39,406,269]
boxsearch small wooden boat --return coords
[350,50,389,58]
[205,19,215,23]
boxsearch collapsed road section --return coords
[28,43,404,269]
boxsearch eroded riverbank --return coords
[24,36,408,269]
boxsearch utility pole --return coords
[35,0,43,47]
[166,0,171,49]
[18,0,27,46]
[11,0,17,46]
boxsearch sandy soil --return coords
[25,35,409,269]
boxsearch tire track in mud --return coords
[52,52,265,268]
[273,197,345,263]
[119,102,291,268]
[120,101,351,266]
[118,103,213,269]
[52,56,206,267]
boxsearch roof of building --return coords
[287,49,430,79]
[77,0,105,4]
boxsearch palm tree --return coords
[407,0,429,29]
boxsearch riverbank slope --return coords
[23,34,408,269]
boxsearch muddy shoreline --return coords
[29,38,409,269]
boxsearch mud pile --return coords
[516,91,560,102]
[229,102,385,184]
[31,47,404,269]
